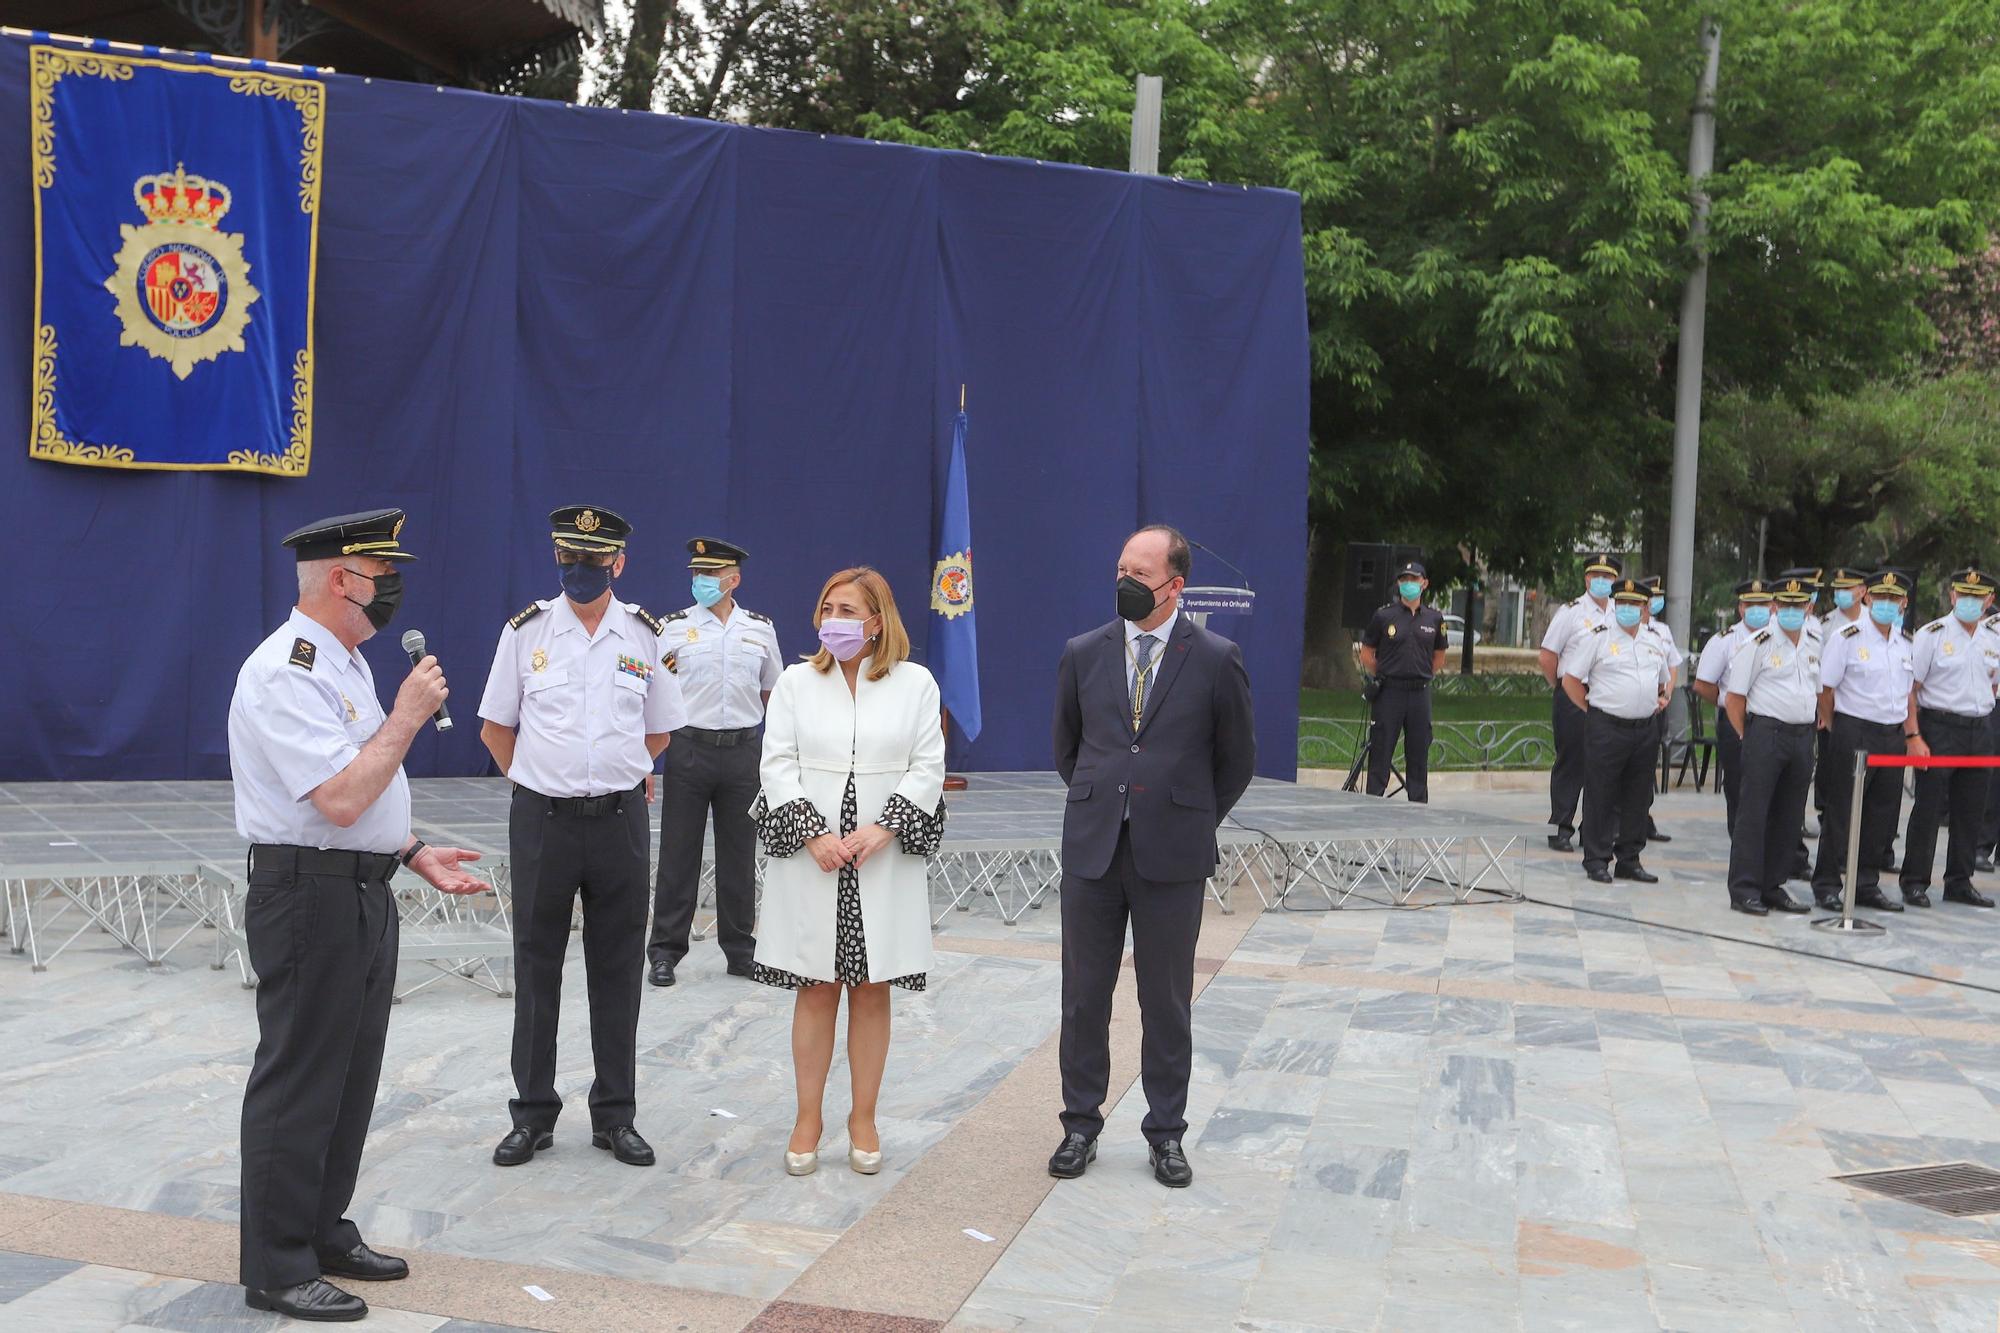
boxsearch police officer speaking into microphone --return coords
[1357,560,1448,802]
[228,508,487,1323]
[477,506,688,1169]
[646,537,783,987]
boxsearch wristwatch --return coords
[399,838,428,870]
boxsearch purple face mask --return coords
[818,617,868,661]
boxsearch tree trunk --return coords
[1301,525,1362,690]
[613,0,671,110]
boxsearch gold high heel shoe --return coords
[848,1145,882,1175]
[784,1149,818,1176]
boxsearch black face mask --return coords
[1117,574,1169,623]
[343,568,404,631]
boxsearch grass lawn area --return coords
[1299,687,1550,723]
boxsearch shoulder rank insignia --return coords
[509,601,545,630]
[1923,621,1945,633]
[287,637,316,670]
[660,609,688,623]
[746,609,772,624]
[1592,623,1608,634]
[633,606,664,635]
[1752,629,1771,644]
[1841,623,1861,638]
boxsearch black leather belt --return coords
[518,781,643,817]
[1748,715,1814,734]
[1834,713,1904,731]
[681,725,759,747]
[1379,676,1430,689]
[249,844,400,881]
[1592,712,1656,728]
[1919,707,1990,730]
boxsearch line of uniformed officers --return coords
[1545,558,2000,918]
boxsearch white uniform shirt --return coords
[661,603,783,729]
[1643,620,1683,673]
[1567,622,1671,719]
[1819,604,1866,639]
[1725,627,1821,724]
[1910,615,2000,718]
[478,595,689,797]
[1696,621,1752,687]
[1820,619,1914,726]
[228,608,411,854]
[1544,595,1613,676]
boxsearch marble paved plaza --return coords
[4,778,2000,1329]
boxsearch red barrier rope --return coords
[1867,754,2000,768]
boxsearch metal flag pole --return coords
[1814,748,1884,934]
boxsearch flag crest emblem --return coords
[105,163,259,380]
[931,551,973,619]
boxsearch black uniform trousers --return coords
[1549,685,1587,837]
[1367,679,1433,803]
[1811,714,1906,896]
[239,853,398,1291]
[1900,708,1993,897]
[1981,707,2000,855]
[1725,715,1816,908]
[1581,710,1656,873]
[1715,711,1744,836]
[508,782,649,1133]
[648,728,760,968]
[1059,824,1205,1147]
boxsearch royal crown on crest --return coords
[132,163,232,227]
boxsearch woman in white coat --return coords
[751,566,946,1175]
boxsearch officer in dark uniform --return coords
[1357,559,1449,802]
[228,509,488,1321]
[476,507,688,1168]
[647,537,783,986]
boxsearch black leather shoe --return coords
[318,1243,407,1282]
[649,960,675,987]
[1813,893,1844,912]
[1977,855,1996,874]
[1883,858,1899,874]
[493,1127,551,1166]
[1047,1132,1096,1179]
[1904,888,1933,909]
[1584,867,1613,884]
[1614,863,1659,884]
[1763,893,1811,914]
[1945,886,1996,908]
[726,960,756,978]
[1731,899,1770,917]
[1149,1139,1193,1188]
[245,1279,365,1322]
[1548,834,1575,853]
[1855,889,1904,912]
[1648,830,1672,842]
[593,1125,655,1165]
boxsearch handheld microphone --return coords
[399,629,454,732]
[1187,538,1253,590]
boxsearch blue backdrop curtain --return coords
[0,34,1309,782]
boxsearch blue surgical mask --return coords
[1743,605,1772,630]
[1833,589,1856,610]
[1614,604,1643,628]
[1954,596,1984,623]
[691,573,726,608]
[559,558,614,603]
[1776,607,1808,632]
[1397,580,1422,601]
[1648,595,1664,616]
[1870,599,1900,626]
[1588,576,1613,600]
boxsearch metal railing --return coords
[1299,716,1555,771]
[1430,673,1548,698]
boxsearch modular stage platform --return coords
[0,774,1535,989]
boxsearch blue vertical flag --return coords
[929,405,982,740]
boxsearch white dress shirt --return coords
[1820,619,1914,726]
[1544,595,1613,675]
[1695,621,1750,687]
[1910,615,2000,718]
[1125,607,1179,708]
[1725,627,1821,724]
[1567,622,1671,719]
[662,602,783,729]
[478,595,689,797]
[228,608,412,854]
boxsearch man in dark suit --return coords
[1049,525,1257,1188]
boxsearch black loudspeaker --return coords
[1342,542,1425,631]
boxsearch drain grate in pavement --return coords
[1834,1162,2000,1217]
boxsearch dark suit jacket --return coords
[1053,614,1257,884]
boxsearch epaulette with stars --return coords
[1841,623,1861,638]
[1591,623,1608,634]
[1923,620,1945,633]
[745,609,772,624]
[1752,629,1772,645]
[660,610,689,624]
[509,602,545,630]
[631,605,664,635]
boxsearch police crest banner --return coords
[29,44,322,474]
